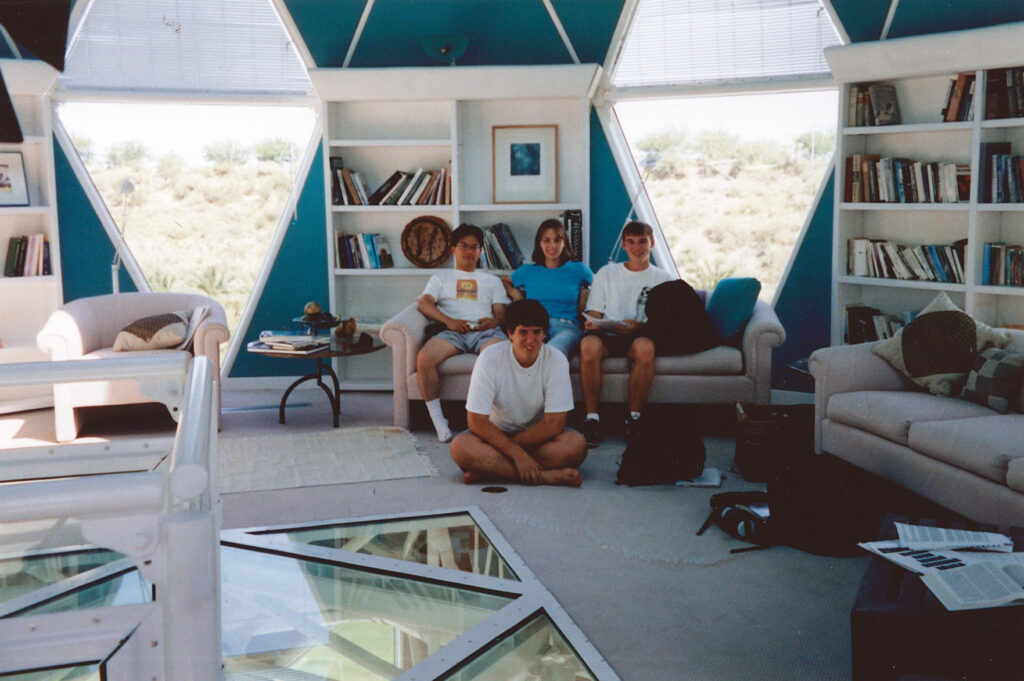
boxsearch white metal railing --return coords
[0,355,221,681]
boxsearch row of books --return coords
[978,143,1023,203]
[3,234,51,277]
[941,72,976,122]
[982,242,1024,286]
[844,304,909,344]
[985,67,1024,120]
[336,233,395,269]
[844,155,969,204]
[847,83,901,127]
[329,157,451,207]
[562,209,583,262]
[477,223,526,270]
[847,237,967,284]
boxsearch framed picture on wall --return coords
[0,151,29,207]
[492,125,558,203]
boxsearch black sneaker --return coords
[624,414,641,443]
[581,419,602,448]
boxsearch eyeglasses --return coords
[455,242,481,251]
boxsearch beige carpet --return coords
[217,426,438,493]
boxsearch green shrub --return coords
[106,141,149,168]
[253,138,298,163]
[203,140,249,165]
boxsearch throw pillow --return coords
[959,347,1024,413]
[706,277,761,344]
[113,311,189,351]
[872,292,1011,396]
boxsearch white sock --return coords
[586,413,600,422]
[629,411,641,421]
[426,399,452,442]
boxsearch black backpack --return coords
[642,280,720,356]
[615,408,706,486]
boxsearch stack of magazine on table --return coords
[248,331,330,355]
[860,522,1024,611]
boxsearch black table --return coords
[249,336,384,427]
[850,514,1024,681]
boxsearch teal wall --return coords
[230,149,330,378]
[587,109,632,272]
[772,170,835,393]
[830,0,1024,42]
[54,139,137,301]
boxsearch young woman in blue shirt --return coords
[504,219,594,358]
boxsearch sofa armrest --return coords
[193,305,230,374]
[37,307,97,359]
[741,300,786,404]
[381,302,431,428]
[809,341,917,452]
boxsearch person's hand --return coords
[476,317,498,331]
[512,452,543,484]
[583,319,600,331]
[614,319,642,335]
[447,318,471,333]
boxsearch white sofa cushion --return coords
[567,346,743,375]
[826,390,993,445]
[908,414,1024,484]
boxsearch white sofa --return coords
[810,329,1024,528]
[380,288,786,429]
[37,292,230,442]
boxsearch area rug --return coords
[217,426,438,493]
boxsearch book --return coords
[247,339,328,355]
[367,170,404,205]
[979,142,1011,203]
[340,168,362,205]
[945,72,970,122]
[329,156,344,205]
[939,77,957,120]
[350,171,370,204]
[986,69,1008,119]
[848,238,870,276]
[381,172,412,205]
[397,168,424,205]
[493,223,525,268]
[41,239,51,275]
[3,236,20,277]
[563,209,583,261]
[868,83,900,125]
[374,234,394,268]
[957,74,976,121]
[364,234,380,268]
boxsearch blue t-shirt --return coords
[511,261,594,322]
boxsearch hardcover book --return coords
[868,83,900,125]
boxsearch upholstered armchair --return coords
[37,292,230,442]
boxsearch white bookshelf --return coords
[310,64,597,386]
[0,60,62,412]
[825,24,1024,344]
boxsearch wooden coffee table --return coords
[850,514,1024,681]
[248,337,384,427]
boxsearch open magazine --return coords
[920,554,1024,611]
[582,312,628,330]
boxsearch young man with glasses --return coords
[416,223,511,442]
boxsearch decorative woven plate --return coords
[401,216,451,268]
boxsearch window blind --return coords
[59,0,310,95]
[613,0,841,88]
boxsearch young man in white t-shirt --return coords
[417,224,511,442]
[450,299,587,486]
[579,220,673,447]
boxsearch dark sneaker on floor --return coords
[624,414,641,443]
[581,419,602,448]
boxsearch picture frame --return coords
[492,125,558,204]
[0,151,29,207]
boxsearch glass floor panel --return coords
[1,548,150,618]
[221,545,514,680]
[440,613,596,681]
[5,664,101,681]
[260,512,519,580]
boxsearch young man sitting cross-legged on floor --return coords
[450,299,588,487]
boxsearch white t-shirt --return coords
[586,262,674,323]
[421,269,510,321]
[465,341,574,434]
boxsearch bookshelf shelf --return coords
[839,203,969,212]
[328,138,452,148]
[843,121,973,135]
[0,60,62,411]
[826,27,1024,342]
[313,65,592,387]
